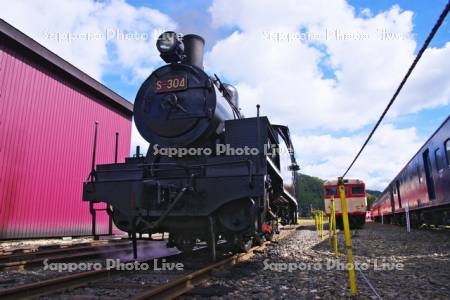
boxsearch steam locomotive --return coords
[83,32,299,259]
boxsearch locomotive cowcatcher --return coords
[83,31,299,259]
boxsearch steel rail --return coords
[0,240,129,262]
[132,226,300,300]
[0,239,120,256]
[0,241,160,271]
[0,251,182,300]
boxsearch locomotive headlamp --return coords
[156,31,184,63]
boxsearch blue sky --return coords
[350,0,450,48]
[2,0,449,190]
[349,0,450,135]
[106,0,450,144]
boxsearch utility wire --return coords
[342,2,450,178]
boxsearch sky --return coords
[1,0,449,190]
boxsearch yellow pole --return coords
[319,212,322,239]
[317,212,321,238]
[318,212,321,238]
[331,196,338,257]
[328,212,333,248]
[312,210,325,239]
[314,212,318,233]
[338,177,357,296]
[321,212,324,239]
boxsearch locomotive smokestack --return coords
[182,34,205,69]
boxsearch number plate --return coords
[155,75,187,93]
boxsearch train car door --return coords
[444,139,450,202]
[433,147,446,202]
[389,187,395,213]
[396,180,402,208]
[422,149,436,201]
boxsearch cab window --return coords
[351,186,365,195]
[325,187,337,196]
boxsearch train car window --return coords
[445,139,450,166]
[416,166,423,183]
[325,187,337,196]
[434,148,443,171]
[351,186,365,195]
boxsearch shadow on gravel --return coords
[309,222,450,299]
[183,223,449,299]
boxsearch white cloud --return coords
[294,124,425,189]
[206,0,449,189]
[206,0,449,130]
[1,0,176,81]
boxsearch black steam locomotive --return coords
[83,32,299,259]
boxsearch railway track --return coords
[133,226,299,300]
[0,238,119,256]
[0,240,128,271]
[0,238,169,271]
[0,234,168,271]
[0,245,183,300]
[0,225,300,300]
[132,243,268,300]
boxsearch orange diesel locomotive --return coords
[323,179,367,229]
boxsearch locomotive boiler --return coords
[83,31,299,259]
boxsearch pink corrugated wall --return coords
[0,46,132,239]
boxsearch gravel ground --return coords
[38,247,210,299]
[1,224,448,299]
[181,222,450,300]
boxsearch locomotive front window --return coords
[325,187,338,196]
[351,186,365,195]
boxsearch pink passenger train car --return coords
[371,116,450,227]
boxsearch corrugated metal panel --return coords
[0,19,133,114]
[0,45,132,239]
